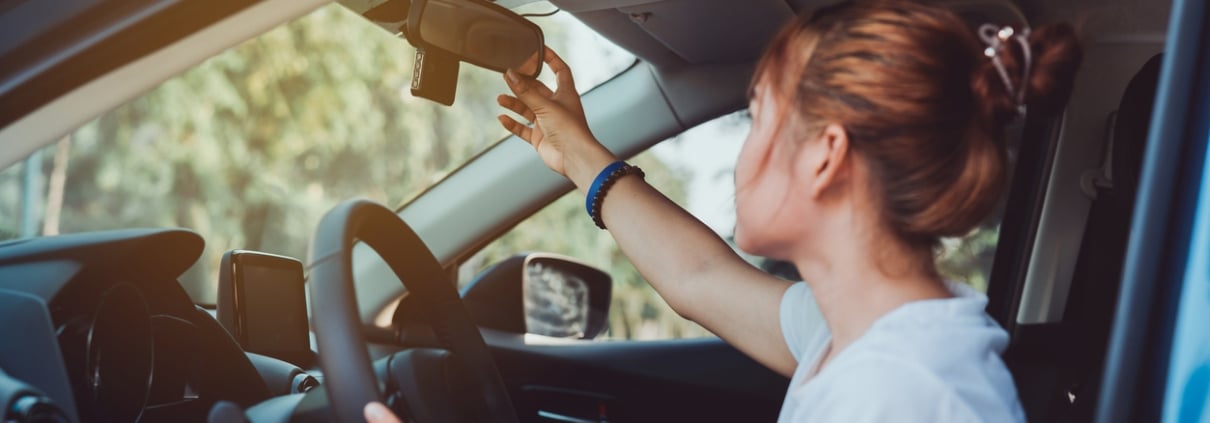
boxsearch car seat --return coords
[1006,53,1163,423]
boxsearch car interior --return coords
[0,0,1184,422]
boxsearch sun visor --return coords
[553,0,795,67]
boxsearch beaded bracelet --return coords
[584,161,645,230]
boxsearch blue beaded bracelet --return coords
[585,161,644,230]
[585,161,625,215]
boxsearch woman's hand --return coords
[364,402,402,423]
[497,48,615,189]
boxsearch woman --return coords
[372,0,1081,421]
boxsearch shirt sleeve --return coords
[779,282,826,363]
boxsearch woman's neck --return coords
[793,241,951,359]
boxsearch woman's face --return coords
[733,87,809,258]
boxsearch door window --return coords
[461,110,1006,340]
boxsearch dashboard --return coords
[0,229,274,423]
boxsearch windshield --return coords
[0,2,634,304]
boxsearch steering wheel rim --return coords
[308,199,519,423]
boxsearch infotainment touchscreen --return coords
[217,250,310,365]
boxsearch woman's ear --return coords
[799,123,850,199]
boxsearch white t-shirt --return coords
[776,281,1025,422]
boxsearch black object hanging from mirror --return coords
[411,47,460,106]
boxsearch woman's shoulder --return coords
[791,355,983,422]
[798,336,1024,422]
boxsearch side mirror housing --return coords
[461,253,611,340]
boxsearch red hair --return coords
[752,0,1082,249]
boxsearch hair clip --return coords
[979,23,1032,116]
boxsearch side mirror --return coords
[522,254,611,339]
[461,253,611,340]
[407,0,544,77]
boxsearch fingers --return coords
[497,114,533,143]
[543,48,576,92]
[505,69,556,111]
[364,402,402,423]
[543,48,571,76]
[497,94,536,123]
[518,50,542,77]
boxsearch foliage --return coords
[937,224,1001,292]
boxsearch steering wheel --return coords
[308,199,519,423]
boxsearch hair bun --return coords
[971,22,1083,129]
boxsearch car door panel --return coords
[480,329,787,422]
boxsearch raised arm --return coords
[497,49,799,377]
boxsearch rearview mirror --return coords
[408,0,544,78]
